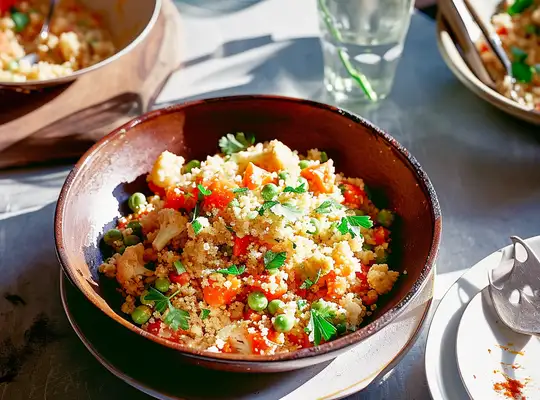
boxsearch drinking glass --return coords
[317,0,414,102]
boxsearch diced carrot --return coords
[169,271,190,285]
[243,162,273,189]
[164,186,197,211]
[287,332,311,348]
[203,279,240,306]
[244,308,262,322]
[301,161,335,193]
[362,290,378,306]
[203,181,235,211]
[248,330,272,354]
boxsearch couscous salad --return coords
[99,133,400,355]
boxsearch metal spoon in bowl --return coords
[20,0,58,65]
[488,236,540,337]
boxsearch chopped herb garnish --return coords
[143,287,180,313]
[297,299,308,310]
[283,183,307,194]
[258,200,279,215]
[525,24,539,35]
[216,264,246,275]
[197,184,212,196]
[512,61,533,83]
[307,308,337,346]
[264,250,287,270]
[218,132,256,155]
[271,202,303,221]
[336,215,373,238]
[293,243,297,249]
[144,261,156,271]
[232,187,249,194]
[200,309,210,320]
[173,260,186,274]
[511,46,528,62]
[164,306,190,331]
[507,0,533,15]
[192,218,203,235]
[314,199,342,214]
[300,269,322,289]
[11,12,29,32]
[226,225,235,233]
[307,218,320,235]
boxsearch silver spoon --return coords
[20,0,59,65]
[488,236,540,336]
[461,0,533,108]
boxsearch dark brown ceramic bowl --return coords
[54,95,441,373]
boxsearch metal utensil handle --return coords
[39,0,59,39]
[461,0,513,73]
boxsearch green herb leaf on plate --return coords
[197,184,212,197]
[164,305,190,331]
[264,250,287,270]
[143,288,180,313]
[507,0,533,15]
[510,46,528,62]
[200,309,210,320]
[337,215,373,238]
[512,61,533,83]
[314,199,342,214]
[271,202,303,221]
[192,218,203,235]
[216,264,246,275]
[173,260,186,274]
[232,187,249,194]
[258,200,279,216]
[300,269,322,289]
[219,132,256,155]
[11,12,29,32]
[283,183,307,194]
[306,308,337,345]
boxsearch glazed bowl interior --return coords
[55,95,441,364]
[0,0,160,90]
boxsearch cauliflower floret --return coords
[339,293,366,326]
[147,151,185,189]
[116,243,153,292]
[301,253,333,280]
[257,140,299,173]
[217,322,252,354]
[152,209,188,251]
[367,264,399,295]
[139,209,159,234]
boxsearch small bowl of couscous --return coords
[0,0,160,90]
[55,95,441,372]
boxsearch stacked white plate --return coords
[425,236,540,399]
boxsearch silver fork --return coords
[20,0,58,65]
[488,236,540,336]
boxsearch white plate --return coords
[457,288,540,400]
[425,236,540,400]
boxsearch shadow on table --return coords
[174,0,266,17]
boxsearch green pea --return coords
[273,314,295,332]
[154,277,170,293]
[377,209,394,227]
[320,151,328,162]
[298,160,309,169]
[131,305,152,325]
[268,299,285,315]
[124,235,141,246]
[128,192,147,213]
[184,160,201,173]
[127,220,143,236]
[103,228,122,245]
[140,290,154,306]
[278,172,289,181]
[247,291,268,311]
[11,12,29,32]
[336,322,347,335]
[261,183,279,201]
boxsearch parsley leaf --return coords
[314,199,342,214]
[258,200,279,215]
[216,264,246,275]
[264,250,287,270]
[300,269,322,289]
[200,309,210,320]
[232,187,249,194]
[511,46,528,62]
[507,0,533,15]
[192,218,203,235]
[512,61,533,83]
[297,299,308,310]
[219,132,255,155]
[197,184,212,196]
[164,305,190,331]
[143,288,180,313]
[173,260,186,274]
[271,202,303,221]
[307,309,337,346]
[283,183,307,194]
[336,215,373,238]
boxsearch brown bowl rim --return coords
[54,94,442,363]
[0,0,162,87]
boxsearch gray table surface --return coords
[1,1,540,399]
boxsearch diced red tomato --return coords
[373,226,389,245]
[148,181,166,197]
[164,187,197,211]
[287,332,311,348]
[340,183,365,208]
[243,308,262,322]
[267,328,281,343]
[248,330,272,354]
[146,320,162,335]
[169,271,190,285]
[203,181,235,211]
[233,235,255,257]
[0,0,17,13]
[496,26,508,36]
[479,42,489,53]
[362,290,378,306]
